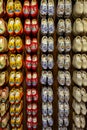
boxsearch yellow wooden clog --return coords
[10,54,16,70]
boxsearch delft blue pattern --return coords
[42,61,48,69]
[48,117,53,126]
[40,5,47,15]
[41,23,48,34]
[48,61,53,69]
[41,43,48,52]
[48,6,54,16]
[48,42,54,52]
[42,108,47,116]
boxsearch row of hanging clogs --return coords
[0,36,38,53]
[58,57,70,128]
[40,2,54,128]
[26,74,38,128]
[41,63,54,128]
[72,86,87,130]
[0,0,38,18]
[25,1,39,129]
[0,0,23,130]
[72,54,87,69]
[7,3,24,128]
[40,0,72,17]
[42,87,53,128]
[0,18,38,35]
[9,87,23,129]
[0,54,37,71]
[0,0,10,129]
[26,89,38,129]
[72,1,87,129]
[26,54,39,125]
[9,72,23,128]
[0,36,23,53]
[58,88,70,129]
[0,87,9,129]
[26,86,38,130]
[72,87,87,129]
[38,36,71,54]
[57,3,71,128]
[7,18,38,35]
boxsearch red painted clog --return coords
[24,19,31,35]
[31,0,38,17]
[25,54,32,70]
[23,0,30,17]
